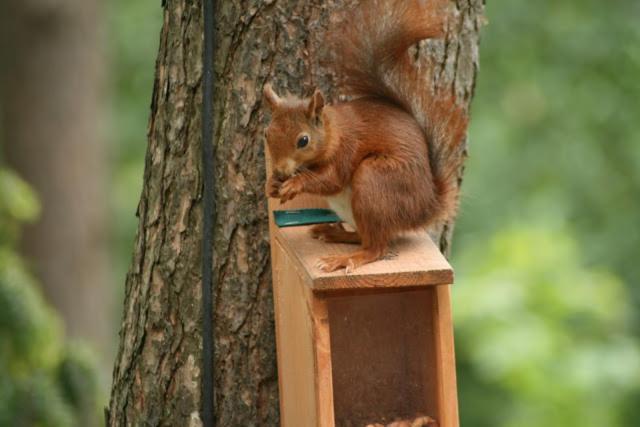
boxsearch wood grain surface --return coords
[274,225,454,292]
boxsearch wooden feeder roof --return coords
[274,226,454,293]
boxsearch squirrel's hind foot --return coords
[310,223,361,244]
[315,248,383,274]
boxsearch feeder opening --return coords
[327,288,440,427]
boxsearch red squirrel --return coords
[263,0,468,273]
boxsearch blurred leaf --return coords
[0,165,101,426]
[57,343,101,425]
[0,168,40,222]
[0,248,63,373]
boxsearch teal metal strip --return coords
[274,208,341,228]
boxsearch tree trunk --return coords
[107,0,484,425]
[0,0,112,369]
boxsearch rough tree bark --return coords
[0,0,112,368]
[107,0,483,426]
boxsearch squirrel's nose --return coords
[273,169,288,180]
[275,159,297,178]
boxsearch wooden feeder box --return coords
[267,196,459,427]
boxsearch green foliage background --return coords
[0,169,100,427]
[453,1,640,425]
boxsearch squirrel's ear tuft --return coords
[263,83,282,109]
[307,89,325,121]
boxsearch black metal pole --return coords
[201,0,217,425]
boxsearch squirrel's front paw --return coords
[266,174,284,198]
[279,177,303,203]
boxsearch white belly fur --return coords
[326,186,355,227]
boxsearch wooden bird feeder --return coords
[267,194,459,427]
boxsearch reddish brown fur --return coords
[310,223,361,244]
[263,0,468,272]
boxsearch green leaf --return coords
[0,168,40,223]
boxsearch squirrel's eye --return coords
[297,135,309,149]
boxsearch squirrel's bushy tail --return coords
[328,0,469,222]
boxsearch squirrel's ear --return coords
[263,83,282,109]
[307,89,325,121]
